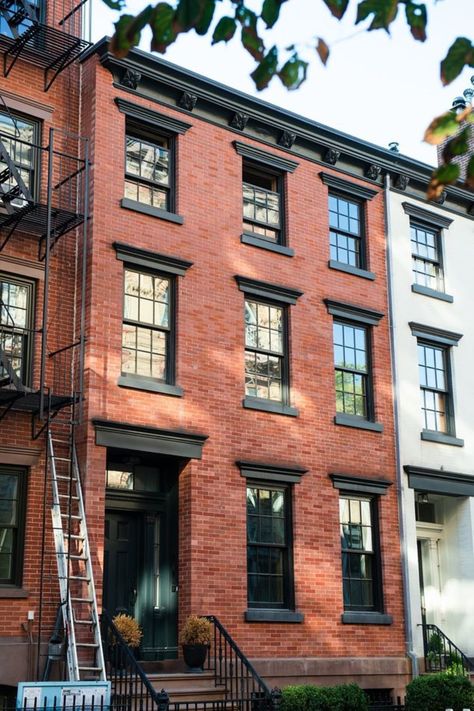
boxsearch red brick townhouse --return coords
[4,23,465,702]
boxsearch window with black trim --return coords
[329,193,363,268]
[339,494,381,611]
[125,129,173,212]
[245,299,287,403]
[121,268,175,384]
[0,273,34,386]
[0,110,38,207]
[0,466,27,586]
[333,320,370,419]
[411,222,444,292]
[417,341,452,434]
[243,162,283,244]
[247,482,293,609]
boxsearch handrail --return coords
[421,622,473,674]
[205,615,272,710]
[101,609,161,711]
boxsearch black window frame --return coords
[328,191,366,270]
[0,109,40,204]
[0,465,27,588]
[242,160,285,246]
[417,339,454,436]
[333,318,373,422]
[120,265,177,387]
[0,271,35,387]
[244,296,290,407]
[410,220,445,293]
[246,480,295,611]
[339,492,383,613]
[124,123,176,214]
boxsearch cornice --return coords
[84,38,474,217]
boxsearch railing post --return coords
[156,689,169,711]
[270,687,282,711]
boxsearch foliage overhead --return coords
[107,0,474,196]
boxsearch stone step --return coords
[147,672,217,692]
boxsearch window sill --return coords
[118,375,183,397]
[421,430,464,447]
[0,587,29,598]
[341,612,393,625]
[245,609,304,623]
[121,198,184,225]
[241,233,294,257]
[334,413,383,432]
[243,397,299,417]
[328,260,375,281]
[411,284,453,303]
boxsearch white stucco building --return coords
[387,171,474,670]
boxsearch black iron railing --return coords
[421,622,473,675]
[204,615,273,711]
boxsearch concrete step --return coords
[147,672,217,692]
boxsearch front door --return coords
[104,511,139,617]
[103,455,178,660]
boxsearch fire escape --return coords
[0,0,89,90]
[0,0,103,671]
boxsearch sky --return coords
[90,0,474,166]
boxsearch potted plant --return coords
[179,615,211,672]
[110,613,143,668]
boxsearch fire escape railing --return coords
[0,0,90,90]
[421,622,474,675]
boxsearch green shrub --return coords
[281,683,368,711]
[405,673,474,711]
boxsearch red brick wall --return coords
[78,57,406,660]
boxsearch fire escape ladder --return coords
[49,428,106,681]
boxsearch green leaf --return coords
[239,9,265,61]
[102,0,125,11]
[427,162,460,200]
[321,0,349,20]
[316,37,330,65]
[110,9,152,57]
[442,127,470,163]
[356,0,398,31]
[405,2,427,42]
[261,0,286,28]
[466,155,474,190]
[194,0,216,34]
[251,45,278,90]
[440,37,474,85]
[212,16,237,44]
[150,3,177,53]
[424,110,460,145]
[278,53,308,90]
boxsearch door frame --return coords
[416,521,444,629]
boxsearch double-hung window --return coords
[239,461,305,623]
[411,222,444,291]
[320,173,377,279]
[326,300,384,431]
[243,165,282,244]
[409,322,463,446]
[330,473,392,625]
[115,242,192,397]
[403,202,453,301]
[116,99,191,224]
[0,273,34,386]
[234,142,298,256]
[0,110,38,207]
[0,466,27,587]
[125,133,172,211]
[236,276,302,417]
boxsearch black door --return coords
[103,511,139,617]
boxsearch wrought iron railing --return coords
[204,615,273,711]
[421,622,473,675]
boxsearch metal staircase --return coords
[49,428,106,681]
